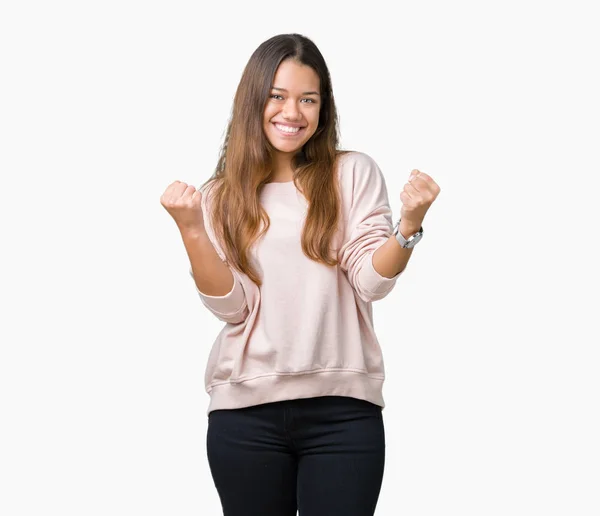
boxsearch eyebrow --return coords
[272,86,320,96]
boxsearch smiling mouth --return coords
[273,122,305,136]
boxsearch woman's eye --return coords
[269,94,315,103]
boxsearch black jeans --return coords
[206,395,385,516]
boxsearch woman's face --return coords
[263,59,321,156]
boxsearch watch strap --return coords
[393,218,424,248]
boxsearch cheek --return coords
[263,104,276,123]
[308,110,321,133]
[311,107,321,124]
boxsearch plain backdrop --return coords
[1,0,599,515]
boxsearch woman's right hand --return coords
[160,181,206,234]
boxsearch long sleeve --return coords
[189,266,249,324]
[188,180,249,324]
[337,152,403,303]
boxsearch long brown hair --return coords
[202,33,349,286]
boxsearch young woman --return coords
[161,33,440,516]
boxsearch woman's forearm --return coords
[372,221,420,278]
[180,227,235,296]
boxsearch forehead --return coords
[271,59,320,92]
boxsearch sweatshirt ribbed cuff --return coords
[361,251,402,296]
[189,267,246,315]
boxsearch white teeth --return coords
[275,123,301,133]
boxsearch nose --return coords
[282,99,302,121]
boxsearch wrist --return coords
[398,220,421,238]
[179,225,208,241]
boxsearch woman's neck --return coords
[270,151,296,181]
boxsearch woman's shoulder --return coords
[198,176,222,196]
[335,150,383,184]
[198,177,226,209]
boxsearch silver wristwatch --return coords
[392,218,424,248]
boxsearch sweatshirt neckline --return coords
[262,180,296,190]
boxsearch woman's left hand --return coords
[399,169,441,233]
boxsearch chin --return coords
[266,136,304,154]
[272,143,303,154]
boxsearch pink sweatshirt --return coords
[189,151,403,415]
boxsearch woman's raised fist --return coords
[160,181,206,234]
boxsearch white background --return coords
[1,0,599,514]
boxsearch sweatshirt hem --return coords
[205,369,385,416]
